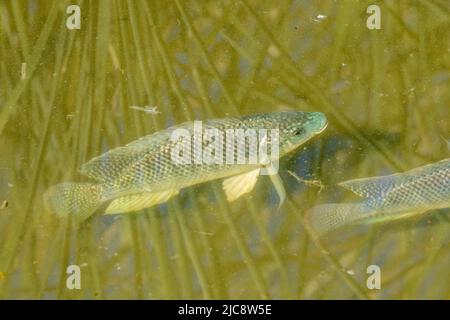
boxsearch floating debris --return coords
[21,62,27,80]
[288,170,325,193]
[66,112,76,120]
[129,105,161,115]
[0,200,8,210]
[194,231,214,236]
[312,14,327,22]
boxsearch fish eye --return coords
[293,128,304,136]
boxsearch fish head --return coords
[275,111,328,156]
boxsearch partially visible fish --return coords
[45,111,327,221]
[306,157,450,235]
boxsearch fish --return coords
[44,111,328,221]
[306,157,450,235]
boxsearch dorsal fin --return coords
[340,157,450,198]
[80,122,193,182]
[338,174,398,198]
[80,146,149,182]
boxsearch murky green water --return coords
[0,0,449,299]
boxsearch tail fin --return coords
[305,202,369,235]
[43,182,103,221]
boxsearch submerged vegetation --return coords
[0,0,449,299]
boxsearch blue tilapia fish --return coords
[45,111,328,221]
[306,156,450,235]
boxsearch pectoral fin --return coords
[268,172,286,208]
[105,189,179,215]
[223,169,260,202]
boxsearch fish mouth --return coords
[312,112,328,134]
[316,120,328,134]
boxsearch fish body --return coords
[45,111,327,221]
[307,158,450,235]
